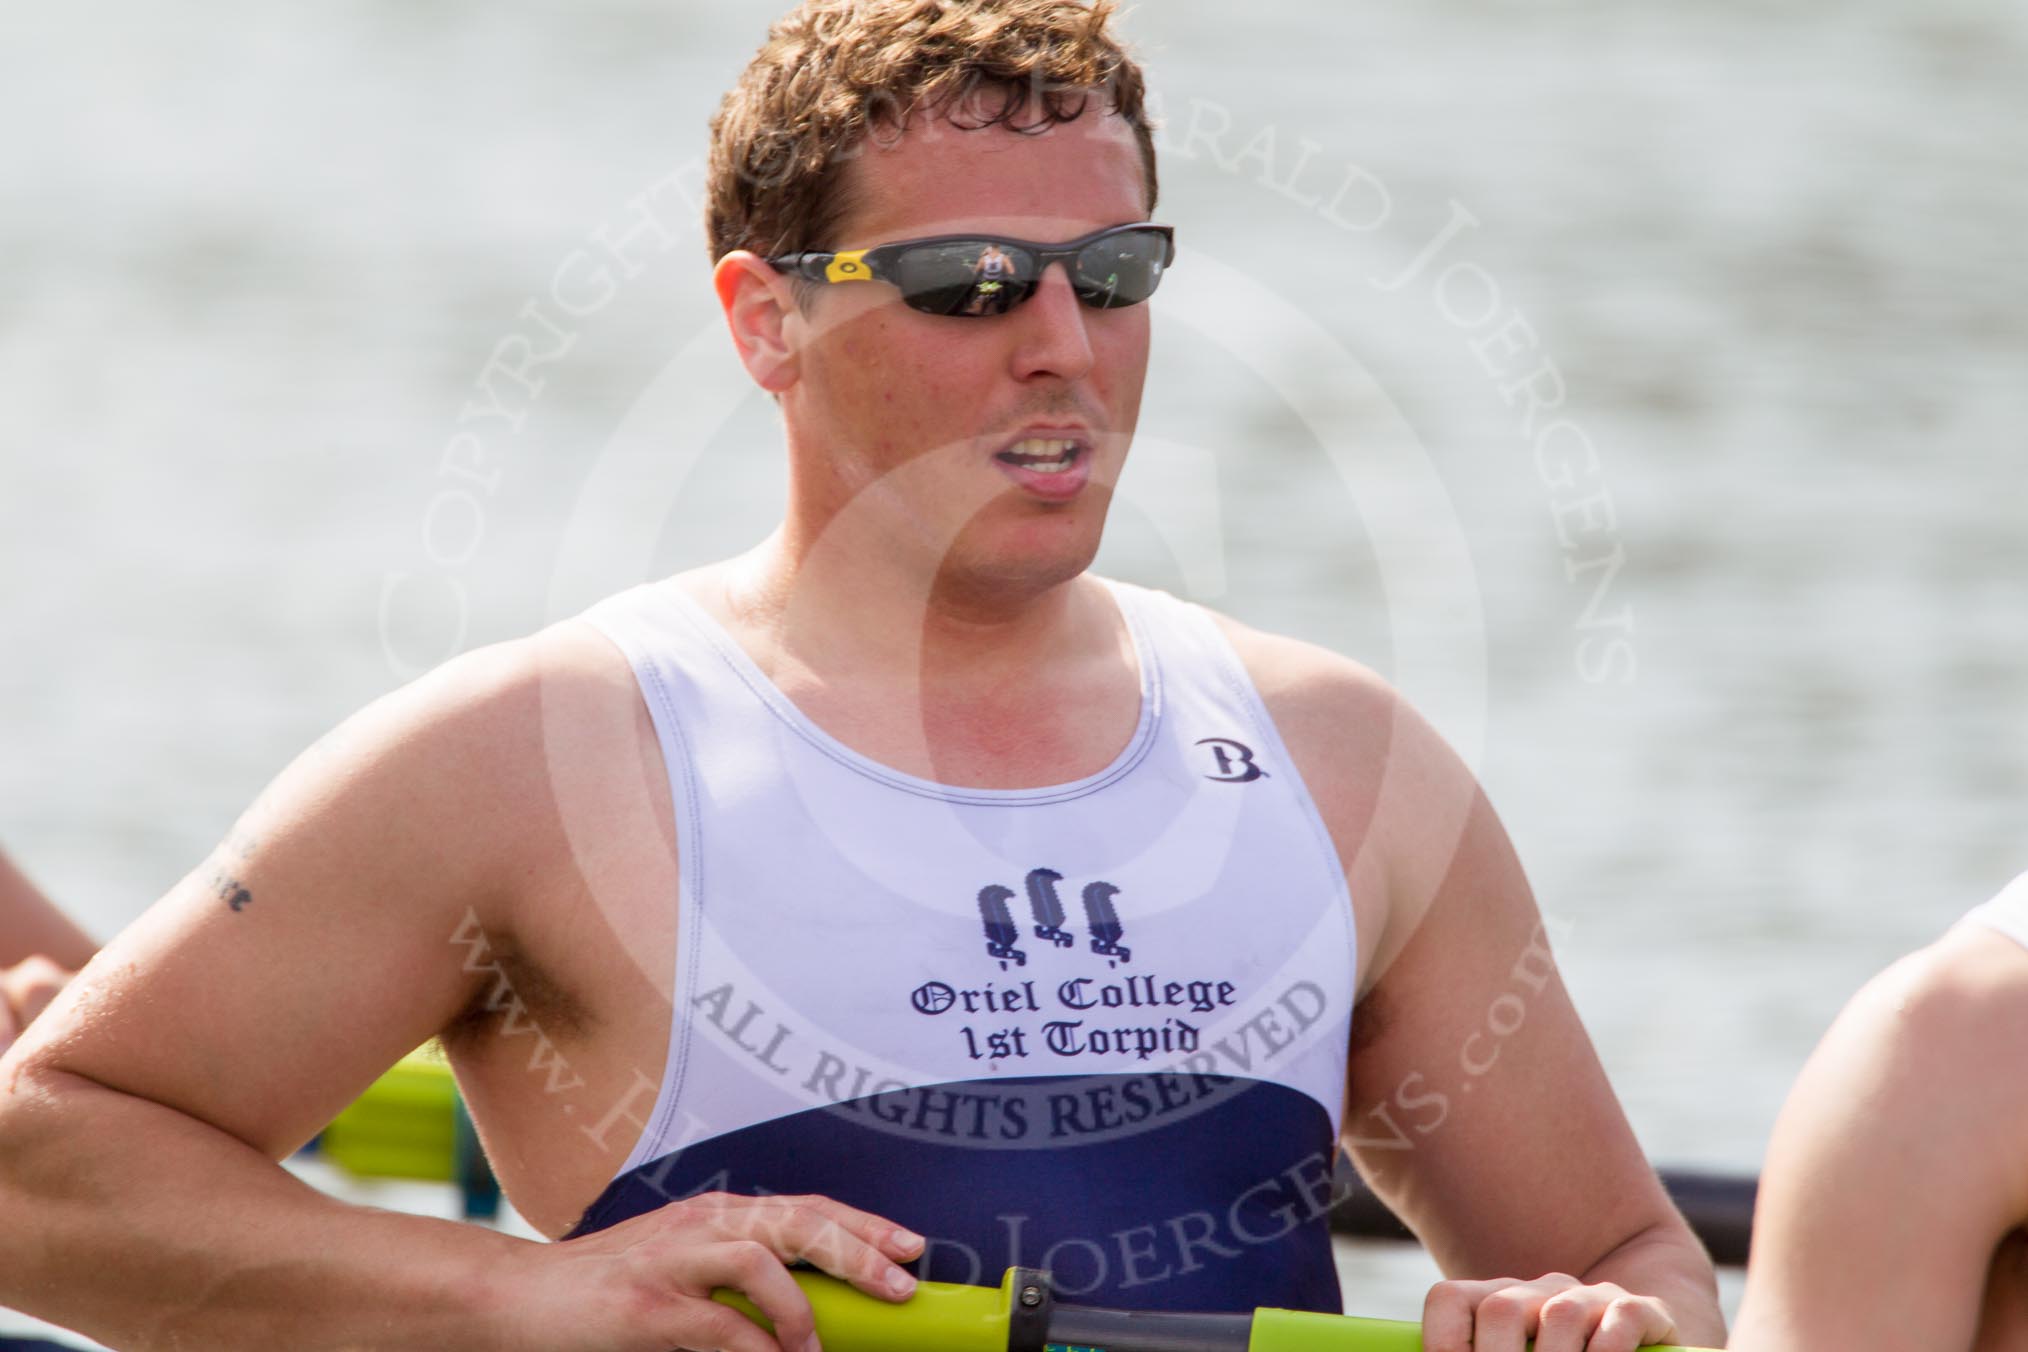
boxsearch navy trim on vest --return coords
[566,1073,1343,1315]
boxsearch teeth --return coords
[1002,437,1078,473]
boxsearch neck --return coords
[721,523,1098,689]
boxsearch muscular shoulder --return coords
[1203,610,1399,746]
[329,618,670,1013]
[1201,607,1469,820]
[1856,924,2028,1090]
[1738,919,2028,1345]
[1200,608,1482,988]
[1849,922,2028,1062]
[336,619,629,787]
[270,619,651,913]
[389,616,634,726]
[1807,925,2028,1204]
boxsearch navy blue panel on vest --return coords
[567,1074,1342,1314]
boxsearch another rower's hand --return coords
[1422,1273,1680,1352]
[529,1190,922,1352]
[1974,1229,2028,1352]
[0,956,73,1058]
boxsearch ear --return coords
[713,251,799,394]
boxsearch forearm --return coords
[1582,1221,1727,1348]
[0,1064,537,1351]
[0,851,95,969]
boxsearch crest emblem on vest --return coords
[1197,736,1268,783]
[976,867,1132,970]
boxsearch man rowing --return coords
[1732,872,2028,1351]
[0,3,1724,1349]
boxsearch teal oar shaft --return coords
[716,1270,1721,1352]
[1051,1304,1253,1352]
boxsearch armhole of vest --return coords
[1962,872,2028,955]
[578,592,708,1180]
[1160,592,1362,1128]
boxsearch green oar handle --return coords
[714,1266,1015,1352]
[714,1270,1719,1352]
[1250,1306,1719,1352]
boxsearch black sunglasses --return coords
[767,222,1176,318]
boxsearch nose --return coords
[1007,262,1095,383]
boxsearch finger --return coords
[768,1192,925,1262]
[1534,1290,1604,1352]
[1471,1284,1546,1352]
[1587,1297,1671,1352]
[0,1000,18,1059]
[4,956,70,1027]
[697,1195,918,1299]
[1421,1280,1508,1352]
[663,1292,796,1352]
[775,1201,919,1298]
[680,1239,818,1352]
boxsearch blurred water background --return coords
[2,0,2024,1339]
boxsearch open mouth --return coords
[990,435,1093,502]
[993,436,1083,475]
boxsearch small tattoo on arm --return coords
[211,830,259,913]
[212,870,253,912]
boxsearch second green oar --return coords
[715,1266,1722,1352]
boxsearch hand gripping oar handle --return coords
[714,1266,1722,1352]
[715,1266,1015,1352]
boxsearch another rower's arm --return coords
[0,847,96,972]
[0,845,98,1055]
[1224,617,1725,1352]
[0,632,916,1352]
[1730,923,2028,1352]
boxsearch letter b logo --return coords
[1197,737,1267,783]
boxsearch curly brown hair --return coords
[706,0,1158,265]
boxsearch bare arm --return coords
[0,633,917,1351]
[1346,773,1722,1352]
[0,848,99,1057]
[1226,622,1721,1351]
[0,848,95,970]
[0,1062,528,1347]
[1731,924,2028,1352]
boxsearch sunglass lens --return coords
[893,240,1037,316]
[1073,230,1169,308]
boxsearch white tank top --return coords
[1963,872,2028,952]
[569,575,1358,1312]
